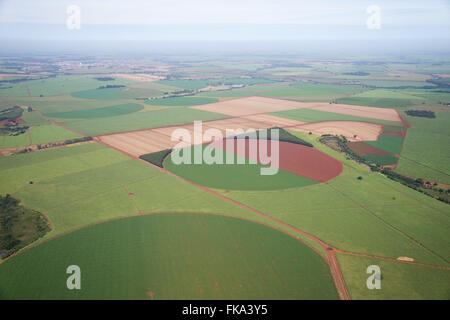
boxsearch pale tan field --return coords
[110,73,163,82]
[190,96,310,116]
[241,114,305,127]
[98,97,399,157]
[290,121,383,141]
[308,103,402,122]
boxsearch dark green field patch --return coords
[44,103,143,119]
[71,88,122,100]
[139,149,171,168]
[146,96,218,107]
[362,154,399,166]
[365,134,404,155]
[0,214,337,299]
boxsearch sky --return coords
[0,0,448,54]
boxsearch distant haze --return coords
[0,0,449,55]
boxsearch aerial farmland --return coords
[0,0,449,309]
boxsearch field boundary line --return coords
[336,250,450,270]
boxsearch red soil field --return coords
[347,141,391,156]
[211,138,343,182]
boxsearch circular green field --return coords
[145,96,218,107]
[0,213,337,299]
[164,145,318,191]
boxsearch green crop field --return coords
[0,131,30,148]
[71,88,123,100]
[337,254,450,300]
[362,154,399,166]
[0,213,338,299]
[146,96,218,107]
[365,134,404,155]
[44,103,144,119]
[270,108,401,126]
[63,108,229,136]
[29,125,82,144]
[0,76,133,97]
[396,111,450,184]
[164,145,317,191]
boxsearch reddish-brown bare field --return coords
[289,121,383,141]
[211,139,343,182]
[347,141,391,156]
[309,103,402,122]
[190,96,311,116]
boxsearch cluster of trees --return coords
[405,110,436,118]
[342,71,370,76]
[35,136,93,151]
[0,194,51,258]
[95,77,115,81]
[98,84,125,89]
[0,105,23,122]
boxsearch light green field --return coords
[0,76,133,97]
[0,131,30,148]
[71,88,122,100]
[30,125,82,145]
[0,213,338,300]
[270,108,401,126]
[63,108,229,136]
[396,111,450,184]
[146,96,218,107]
[337,254,450,300]
[44,103,143,119]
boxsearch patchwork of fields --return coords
[0,66,449,300]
